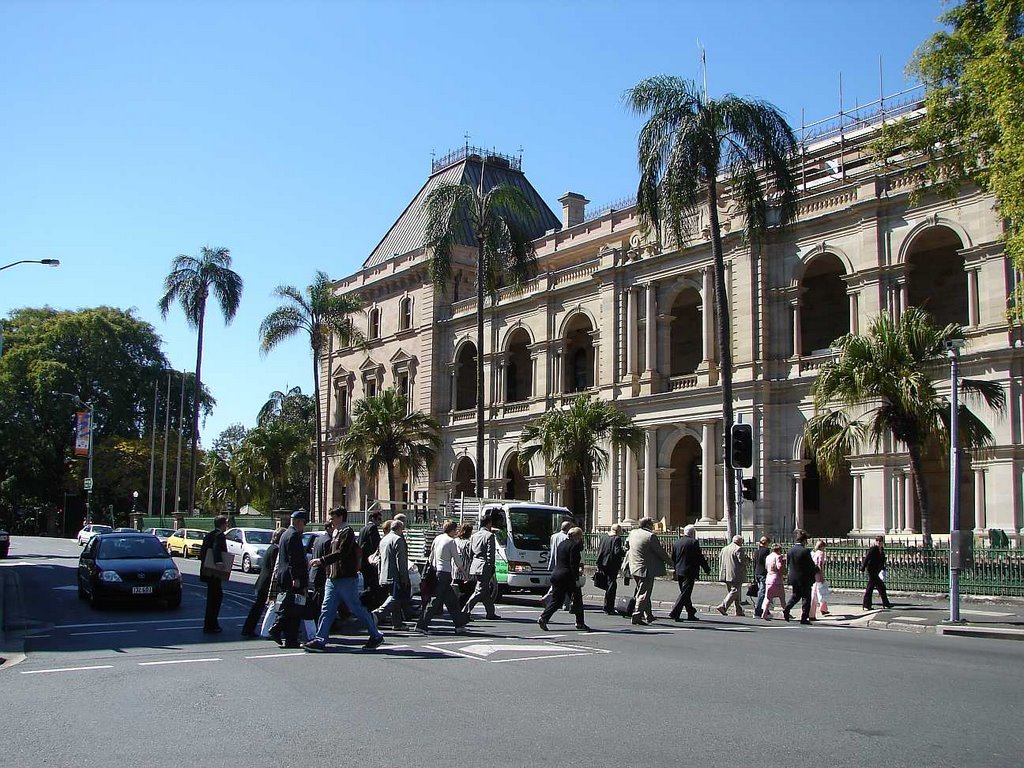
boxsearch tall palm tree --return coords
[258,386,314,427]
[234,419,309,512]
[626,75,799,536]
[518,393,644,531]
[422,162,539,498]
[804,307,1005,545]
[259,271,364,520]
[159,246,243,516]
[336,388,442,509]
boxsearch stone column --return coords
[848,290,860,336]
[968,268,980,327]
[974,467,987,530]
[625,445,638,522]
[852,474,863,531]
[643,427,658,519]
[644,283,656,374]
[904,470,915,532]
[702,268,714,364]
[626,287,638,376]
[897,279,909,320]
[553,351,562,395]
[793,474,804,531]
[495,360,505,404]
[701,421,715,522]
[896,472,907,531]
[790,300,802,358]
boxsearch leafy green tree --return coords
[626,75,798,534]
[258,385,314,428]
[878,0,1024,312]
[336,388,441,509]
[159,246,244,515]
[0,306,205,530]
[804,307,1005,545]
[518,393,644,531]
[234,419,312,511]
[422,163,539,496]
[198,424,249,513]
[259,271,364,520]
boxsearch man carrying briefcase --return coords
[199,515,232,634]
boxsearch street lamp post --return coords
[59,393,94,524]
[132,490,139,529]
[946,339,965,624]
[0,258,60,272]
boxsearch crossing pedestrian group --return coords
[198,509,900,651]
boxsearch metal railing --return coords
[581,533,1024,597]
[432,144,522,174]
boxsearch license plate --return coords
[132,586,153,595]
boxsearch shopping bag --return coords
[260,602,279,638]
[818,580,832,602]
[201,550,234,581]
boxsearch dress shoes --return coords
[575,624,591,631]
[716,606,727,616]
[630,616,648,626]
[537,618,549,631]
[202,626,223,635]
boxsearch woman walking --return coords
[810,540,830,618]
[761,543,787,620]
[416,520,469,634]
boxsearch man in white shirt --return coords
[415,520,468,634]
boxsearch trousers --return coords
[418,572,467,630]
[785,582,813,622]
[203,578,223,631]
[242,584,269,635]
[633,576,656,620]
[540,581,584,626]
[669,575,697,619]
[863,572,892,609]
[753,575,767,617]
[316,575,382,643]
[603,573,619,614]
[464,566,497,617]
[718,581,744,615]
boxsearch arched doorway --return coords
[504,454,529,500]
[505,329,532,403]
[668,436,702,528]
[452,457,476,498]
[800,253,849,354]
[802,455,853,537]
[906,227,968,327]
[332,467,348,510]
[454,343,477,410]
[563,314,595,392]
[669,288,702,375]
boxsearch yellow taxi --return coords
[166,528,207,558]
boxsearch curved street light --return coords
[0,258,60,272]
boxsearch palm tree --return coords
[259,271,364,520]
[804,307,1005,545]
[422,162,539,498]
[336,388,442,509]
[159,246,243,516]
[518,393,644,531]
[258,386,314,427]
[235,419,310,512]
[626,76,799,536]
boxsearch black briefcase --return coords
[615,596,636,617]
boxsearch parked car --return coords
[225,527,274,573]
[0,528,9,558]
[144,528,175,551]
[114,527,137,533]
[77,532,181,609]
[76,524,113,546]
[166,528,206,558]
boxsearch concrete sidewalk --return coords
[578,576,1024,641]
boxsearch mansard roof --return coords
[362,146,561,270]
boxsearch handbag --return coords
[746,580,758,598]
[818,580,832,602]
[592,571,609,590]
[368,551,381,567]
[201,548,233,580]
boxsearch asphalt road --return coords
[3,536,1023,768]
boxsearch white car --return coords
[225,527,274,574]
[144,527,175,552]
[76,524,113,546]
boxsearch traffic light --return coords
[741,477,758,501]
[729,423,753,468]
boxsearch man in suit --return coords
[276,510,310,648]
[463,511,502,620]
[717,535,748,616]
[374,518,411,630]
[241,527,283,638]
[861,535,894,610]
[626,517,673,625]
[752,536,771,618]
[359,510,383,592]
[544,519,574,610]
[784,529,817,624]
[669,525,710,622]
[198,515,229,634]
[538,527,588,631]
[596,523,626,615]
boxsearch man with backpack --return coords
[304,507,384,652]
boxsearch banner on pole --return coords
[74,410,91,457]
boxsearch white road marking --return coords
[70,629,138,636]
[490,650,612,663]
[245,652,307,659]
[138,658,222,667]
[892,616,927,623]
[20,665,114,675]
[459,642,569,657]
[25,635,52,639]
[52,585,79,591]
[154,625,204,631]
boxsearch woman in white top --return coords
[810,540,830,618]
[415,520,469,634]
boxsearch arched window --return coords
[454,343,477,410]
[369,308,381,340]
[399,297,413,331]
[800,253,849,354]
[563,314,595,392]
[669,288,702,375]
[906,226,968,328]
[505,329,532,403]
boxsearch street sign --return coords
[84,477,93,491]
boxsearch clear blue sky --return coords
[0,0,944,443]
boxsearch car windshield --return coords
[93,526,113,534]
[186,530,205,540]
[245,530,273,545]
[506,508,563,551]
[97,536,169,559]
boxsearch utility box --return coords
[950,530,975,570]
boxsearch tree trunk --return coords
[582,465,592,532]
[386,462,397,514]
[312,349,324,523]
[475,237,485,499]
[707,181,737,538]
[187,303,206,516]
[908,441,932,546]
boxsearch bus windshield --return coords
[506,507,562,551]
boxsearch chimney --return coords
[558,192,589,229]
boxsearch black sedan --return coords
[77,532,182,609]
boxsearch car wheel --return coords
[241,554,252,574]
